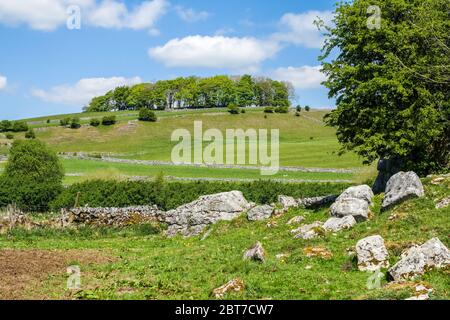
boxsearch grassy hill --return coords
[1,176,448,299]
[1,108,370,184]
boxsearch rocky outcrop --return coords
[243,241,266,262]
[61,206,162,227]
[247,205,274,221]
[373,158,402,193]
[330,185,374,221]
[381,172,424,211]
[291,221,323,240]
[356,235,389,271]
[388,238,450,281]
[278,195,297,210]
[323,216,356,232]
[164,191,252,237]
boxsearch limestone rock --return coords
[372,158,402,193]
[436,197,450,209]
[381,171,424,211]
[286,215,305,225]
[243,241,266,262]
[388,238,450,281]
[323,215,357,232]
[164,191,251,237]
[330,198,370,222]
[212,278,245,298]
[278,195,297,210]
[297,195,337,209]
[247,205,274,221]
[356,235,389,271]
[291,221,323,240]
[336,185,374,205]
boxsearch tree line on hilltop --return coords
[84,75,294,112]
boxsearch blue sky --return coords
[0,0,337,120]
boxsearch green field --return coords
[1,178,448,300]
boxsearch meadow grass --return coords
[1,178,448,300]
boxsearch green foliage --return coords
[275,106,289,114]
[0,140,64,211]
[296,105,302,112]
[304,106,310,112]
[320,0,449,175]
[0,120,12,132]
[227,103,240,115]
[12,121,28,132]
[25,129,36,139]
[101,115,117,126]
[50,179,350,211]
[60,118,71,126]
[5,133,14,139]
[70,117,81,129]
[85,75,291,112]
[295,112,301,117]
[138,108,157,122]
[264,106,275,113]
[90,118,100,127]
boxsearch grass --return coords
[1,178,449,300]
[19,109,364,169]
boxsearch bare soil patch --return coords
[0,249,114,300]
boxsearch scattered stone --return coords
[243,241,266,262]
[286,215,305,225]
[247,205,274,221]
[212,278,245,298]
[303,247,333,259]
[305,265,312,270]
[431,177,445,185]
[330,197,370,222]
[266,221,278,228]
[291,221,323,240]
[381,171,424,211]
[356,235,389,271]
[388,238,450,281]
[436,197,450,209]
[336,185,374,205]
[297,195,337,209]
[164,191,251,237]
[277,195,297,210]
[323,216,357,232]
[405,284,434,300]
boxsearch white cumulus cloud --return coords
[31,76,142,105]
[175,6,210,22]
[272,66,326,89]
[0,0,168,31]
[273,10,334,49]
[0,75,7,90]
[149,35,280,70]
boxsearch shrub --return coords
[60,118,71,126]
[295,112,301,117]
[138,108,157,122]
[296,105,302,112]
[25,129,36,139]
[241,108,246,114]
[90,118,100,127]
[305,106,311,112]
[12,121,28,132]
[0,120,12,132]
[70,117,81,129]
[0,140,64,211]
[101,115,116,126]
[264,106,275,113]
[275,106,289,113]
[5,133,14,139]
[50,179,351,211]
[46,119,51,124]
[227,104,240,115]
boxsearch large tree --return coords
[320,0,449,175]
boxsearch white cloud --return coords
[175,6,210,22]
[0,75,7,90]
[31,76,142,105]
[0,0,168,31]
[149,35,280,70]
[272,66,326,89]
[273,11,333,49]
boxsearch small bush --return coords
[305,106,311,112]
[264,106,275,113]
[275,106,289,113]
[5,133,14,139]
[12,121,28,132]
[70,118,81,129]
[46,119,51,124]
[138,109,157,122]
[90,118,100,127]
[296,105,302,112]
[25,129,36,139]
[60,118,71,126]
[101,115,117,126]
[0,120,12,132]
[295,112,301,117]
[241,108,246,114]
[227,104,240,115]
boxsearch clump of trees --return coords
[101,115,117,126]
[0,120,28,133]
[320,0,449,175]
[84,75,294,112]
[0,140,64,211]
